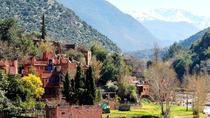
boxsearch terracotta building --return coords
[22,51,78,101]
[136,81,150,97]
[128,76,150,97]
[0,60,18,75]
[22,40,92,101]
[0,40,100,118]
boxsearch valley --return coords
[0,0,209,118]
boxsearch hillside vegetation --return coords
[164,31,210,81]
[0,0,120,52]
[180,27,210,48]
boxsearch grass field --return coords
[102,102,195,118]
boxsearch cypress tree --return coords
[75,65,83,89]
[75,64,86,105]
[62,72,75,103]
[85,66,96,105]
[71,79,75,94]
[62,72,71,102]
[41,14,46,40]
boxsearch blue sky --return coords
[106,0,210,16]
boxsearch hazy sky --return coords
[106,0,210,16]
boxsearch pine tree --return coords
[41,14,46,40]
[85,66,96,105]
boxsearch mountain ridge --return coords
[180,27,210,48]
[57,0,159,51]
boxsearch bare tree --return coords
[145,61,178,118]
[153,43,161,65]
[144,44,179,117]
[185,73,209,117]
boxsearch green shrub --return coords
[118,104,130,111]
[35,101,46,110]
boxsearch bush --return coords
[118,104,130,111]
[105,82,118,92]
[35,102,46,110]
[118,84,138,103]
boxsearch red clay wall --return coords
[46,106,102,118]
[0,60,18,75]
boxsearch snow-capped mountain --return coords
[125,9,210,46]
[127,9,210,29]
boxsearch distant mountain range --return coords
[142,20,199,46]
[0,0,120,52]
[128,9,210,29]
[128,9,205,46]
[57,0,159,51]
[129,26,210,59]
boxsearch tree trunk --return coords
[160,101,165,115]
[164,101,170,118]
[186,94,189,111]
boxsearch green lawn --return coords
[102,103,195,118]
[170,105,193,117]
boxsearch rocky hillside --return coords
[0,0,120,52]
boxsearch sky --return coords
[106,0,210,16]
